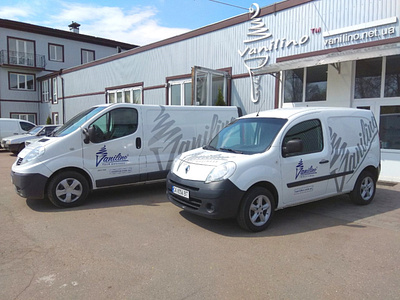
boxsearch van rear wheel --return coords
[349,170,376,205]
[237,187,275,232]
[47,171,89,208]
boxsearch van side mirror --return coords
[83,128,90,144]
[282,139,303,157]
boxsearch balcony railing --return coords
[0,50,45,69]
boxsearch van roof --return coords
[244,107,371,119]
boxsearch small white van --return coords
[167,107,381,232]
[0,118,35,146]
[11,103,241,207]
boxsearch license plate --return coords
[172,186,189,199]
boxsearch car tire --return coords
[237,187,275,232]
[47,171,89,208]
[349,170,376,205]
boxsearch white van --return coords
[11,103,241,207]
[167,107,381,232]
[0,118,35,146]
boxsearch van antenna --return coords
[256,72,281,117]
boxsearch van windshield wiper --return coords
[203,145,218,151]
[219,147,243,154]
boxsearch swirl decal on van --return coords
[329,117,378,192]
[148,106,232,171]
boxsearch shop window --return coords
[193,66,230,106]
[384,55,400,97]
[107,87,142,104]
[10,113,36,124]
[355,58,382,99]
[306,65,327,102]
[169,80,192,105]
[81,49,95,64]
[380,106,400,150]
[284,66,327,103]
[9,72,35,91]
[284,69,304,103]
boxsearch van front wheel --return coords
[349,170,376,205]
[237,187,275,232]
[47,171,89,208]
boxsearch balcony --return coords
[0,50,45,69]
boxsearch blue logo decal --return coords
[295,159,318,179]
[95,145,129,167]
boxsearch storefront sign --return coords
[239,3,310,103]
[323,17,397,47]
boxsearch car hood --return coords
[2,134,33,143]
[173,148,240,181]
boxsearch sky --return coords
[0,0,277,46]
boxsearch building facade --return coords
[0,19,137,124]
[42,0,400,181]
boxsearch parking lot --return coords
[1,149,400,300]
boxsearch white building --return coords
[0,19,137,124]
[41,0,400,182]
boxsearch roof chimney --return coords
[68,21,81,33]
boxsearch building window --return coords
[10,113,36,124]
[384,55,400,97]
[169,80,192,105]
[306,65,327,101]
[8,37,35,67]
[380,106,400,150]
[284,69,304,103]
[81,49,95,64]
[52,112,60,125]
[52,78,58,104]
[355,57,382,99]
[9,72,35,90]
[193,66,230,106]
[284,66,327,103]
[49,44,64,62]
[41,79,50,102]
[107,87,142,104]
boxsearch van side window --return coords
[283,119,323,156]
[90,108,138,143]
[20,121,35,131]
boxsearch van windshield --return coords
[54,106,107,137]
[207,118,287,154]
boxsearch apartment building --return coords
[0,18,137,124]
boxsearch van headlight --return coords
[20,146,45,165]
[205,162,236,183]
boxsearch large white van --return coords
[0,118,35,146]
[11,103,241,207]
[167,107,381,232]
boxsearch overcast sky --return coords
[0,0,277,45]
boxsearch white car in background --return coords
[1,125,59,154]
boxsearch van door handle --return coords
[136,137,141,149]
[319,159,329,164]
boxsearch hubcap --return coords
[360,176,374,201]
[249,195,271,226]
[55,178,83,203]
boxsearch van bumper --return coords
[11,171,48,199]
[166,172,245,219]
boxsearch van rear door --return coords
[82,107,143,188]
[280,118,330,205]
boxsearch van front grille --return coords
[168,191,202,210]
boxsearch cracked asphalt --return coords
[1,150,400,299]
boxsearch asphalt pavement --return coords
[1,149,399,300]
